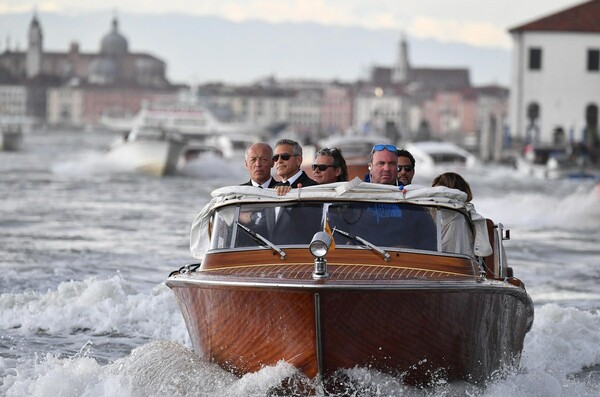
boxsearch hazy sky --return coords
[0,0,581,50]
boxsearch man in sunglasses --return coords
[367,144,416,188]
[311,147,348,184]
[273,138,317,188]
[396,149,416,187]
[241,142,278,188]
[258,139,319,245]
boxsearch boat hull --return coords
[104,136,185,176]
[168,251,532,385]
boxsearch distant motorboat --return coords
[104,125,261,177]
[405,140,478,175]
[99,101,260,138]
[1,124,24,151]
[179,133,261,170]
[0,115,35,151]
[179,139,225,164]
[104,127,186,177]
[204,133,261,162]
[515,143,598,180]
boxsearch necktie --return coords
[281,181,290,186]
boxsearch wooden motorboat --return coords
[167,180,534,386]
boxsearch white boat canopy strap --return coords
[190,178,493,259]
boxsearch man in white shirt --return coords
[241,142,278,188]
[273,138,317,188]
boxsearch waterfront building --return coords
[0,13,181,128]
[369,34,474,141]
[320,84,355,135]
[509,0,600,149]
[353,84,406,142]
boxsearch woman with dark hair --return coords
[312,147,348,183]
[432,172,473,201]
[432,172,475,255]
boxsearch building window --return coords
[527,102,540,121]
[587,49,599,71]
[586,104,598,127]
[529,48,542,70]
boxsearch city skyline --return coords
[1,0,581,50]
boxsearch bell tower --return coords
[391,32,409,83]
[26,12,43,78]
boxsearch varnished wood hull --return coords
[167,249,533,385]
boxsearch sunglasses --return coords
[312,164,335,171]
[397,165,414,172]
[272,153,298,161]
[372,144,398,153]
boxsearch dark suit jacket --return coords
[240,178,279,188]
[236,177,278,247]
[269,203,322,245]
[276,171,318,188]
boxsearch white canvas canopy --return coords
[190,178,493,260]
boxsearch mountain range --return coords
[0,11,511,87]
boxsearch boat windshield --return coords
[209,201,474,256]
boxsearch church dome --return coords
[100,17,128,57]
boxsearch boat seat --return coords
[483,219,498,278]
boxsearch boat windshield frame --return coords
[208,200,475,257]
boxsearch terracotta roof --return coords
[509,0,600,33]
[409,68,471,90]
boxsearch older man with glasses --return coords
[273,138,317,188]
[367,144,416,188]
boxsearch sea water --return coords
[1,130,599,396]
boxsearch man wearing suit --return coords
[241,142,278,188]
[273,138,317,188]
[237,142,278,247]
[256,139,319,245]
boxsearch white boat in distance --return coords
[101,99,265,176]
[1,125,25,151]
[405,140,478,176]
[104,127,261,177]
[515,143,598,180]
[99,101,260,138]
[104,127,186,177]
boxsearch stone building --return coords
[509,0,600,150]
[0,13,181,127]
